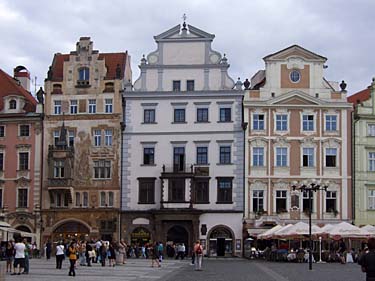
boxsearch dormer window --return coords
[9,99,16,109]
[79,67,90,81]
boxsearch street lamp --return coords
[291,179,329,270]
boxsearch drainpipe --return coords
[352,108,358,223]
[39,99,45,247]
[241,94,248,258]
[119,95,126,240]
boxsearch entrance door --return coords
[217,238,226,256]
[167,225,189,257]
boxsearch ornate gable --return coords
[154,24,215,42]
[268,91,324,106]
[263,45,327,62]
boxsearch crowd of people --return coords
[2,237,33,275]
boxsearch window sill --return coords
[141,164,157,167]
[171,122,187,124]
[93,178,112,181]
[217,121,233,123]
[195,121,210,124]
[195,163,210,166]
[216,163,233,165]
[141,122,158,124]
[216,201,233,204]
[194,201,210,204]
[138,202,155,204]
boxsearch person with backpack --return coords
[194,240,203,271]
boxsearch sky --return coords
[0,0,374,96]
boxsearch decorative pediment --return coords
[263,45,327,62]
[154,24,215,42]
[268,90,325,106]
[14,177,31,187]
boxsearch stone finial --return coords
[235,77,243,90]
[243,78,250,90]
[220,54,228,65]
[340,80,347,91]
[140,54,147,65]
[36,87,45,104]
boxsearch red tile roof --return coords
[49,52,128,82]
[0,69,37,112]
[347,88,371,104]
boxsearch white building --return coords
[121,22,244,257]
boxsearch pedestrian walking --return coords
[11,237,25,275]
[5,241,14,273]
[46,240,52,260]
[56,241,65,269]
[194,240,203,271]
[68,241,78,277]
[151,242,161,268]
[23,239,31,274]
[85,242,92,266]
[108,243,116,267]
[158,242,164,262]
[359,237,375,281]
[100,242,107,267]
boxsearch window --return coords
[100,191,106,207]
[83,192,88,207]
[252,147,264,167]
[0,126,5,137]
[144,109,155,123]
[18,189,28,208]
[104,129,113,146]
[187,80,195,91]
[276,147,288,167]
[197,108,208,122]
[219,108,231,122]
[75,192,81,207]
[290,70,301,83]
[368,124,375,136]
[174,109,185,123]
[369,153,375,171]
[53,131,60,146]
[326,148,337,167]
[138,178,155,204]
[303,148,314,167]
[105,99,113,113]
[196,147,208,165]
[172,80,181,91]
[217,178,232,203]
[68,130,75,147]
[253,190,264,212]
[195,180,209,203]
[94,160,111,179]
[19,125,30,137]
[219,146,231,164]
[302,190,313,213]
[108,192,114,207]
[275,114,288,131]
[326,115,337,131]
[253,114,264,130]
[326,191,337,212]
[9,99,17,109]
[302,115,314,131]
[369,190,375,210]
[53,160,65,178]
[54,100,62,115]
[276,190,287,213]
[0,189,2,208]
[169,179,185,202]
[79,67,90,81]
[143,148,155,165]
[19,152,29,170]
[173,147,185,172]
[88,99,96,113]
[94,130,101,146]
[70,100,78,114]
[0,153,3,171]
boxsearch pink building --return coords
[0,66,43,243]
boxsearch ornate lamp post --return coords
[292,179,329,270]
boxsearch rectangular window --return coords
[252,147,264,166]
[326,191,337,212]
[143,147,155,165]
[169,179,185,202]
[173,147,185,172]
[302,190,313,213]
[197,108,209,122]
[53,160,65,178]
[196,147,208,165]
[0,125,4,137]
[369,152,375,171]
[173,80,181,92]
[88,99,96,114]
[54,100,62,115]
[0,153,3,171]
[105,129,113,146]
[19,152,29,170]
[325,115,337,131]
[186,80,195,91]
[368,190,375,210]
[276,114,288,131]
[253,190,264,212]
[195,180,209,203]
[83,192,88,207]
[108,192,114,207]
[79,68,90,81]
[219,146,231,164]
[144,109,155,123]
[70,100,78,114]
[253,114,264,130]
[302,115,314,131]
[68,130,75,147]
[105,99,113,113]
[94,130,101,146]
[174,109,186,123]
[100,192,106,207]
[94,160,111,179]
[368,124,375,136]
[326,148,337,167]
[54,131,60,146]
[138,178,155,204]
[303,148,314,167]
[276,190,287,213]
[19,125,30,137]
[0,188,2,208]
[219,108,231,122]
[217,178,232,203]
[75,192,81,207]
[276,147,288,167]
[18,189,28,208]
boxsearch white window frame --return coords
[275,147,288,167]
[17,187,29,208]
[53,131,60,146]
[275,113,289,132]
[302,147,315,167]
[368,190,375,210]
[54,100,62,115]
[252,147,265,167]
[0,125,5,138]
[325,190,337,212]
[19,124,30,137]
[252,113,265,131]
[88,99,96,114]
[275,190,288,213]
[18,151,30,170]
[369,152,375,171]
[302,114,315,132]
[53,160,65,178]
[325,148,338,168]
[105,129,113,146]
[70,99,78,114]
[252,190,265,212]
[94,129,101,146]
[325,114,338,132]
[105,98,113,113]
[368,124,375,136]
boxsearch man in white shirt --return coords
[95,240,102,263]
[11,238,25,275]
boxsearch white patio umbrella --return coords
[274,222,322,239]
[258,225,283,240]
[361,225,375,235]
[328,222,371,239]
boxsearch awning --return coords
[0,226,37,239]
[247,228,271,236]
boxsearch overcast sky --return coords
[0,0,373,95]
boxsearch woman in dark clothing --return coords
[5,242,14,273]
[108,243,116,267]
[100,243,107,267]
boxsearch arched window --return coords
[78,67,90,81]
[9,99,16,109]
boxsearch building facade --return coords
[348,79,375,226]
[0,66,43,244]
[41,37,131,243]
[122,22,244,256]
[243,45,353,236]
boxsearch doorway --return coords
[217,238,226,256]
[167,225,189,256]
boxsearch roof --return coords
[0,69,36,112]
[347,88,371,104]
[263,44,327,61]
[49,52,128,82]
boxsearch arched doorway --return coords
[167,225,189,257]
[16,225,31,232]
[53,221,89,242]
[130,227,151,246]
[208,226,233,257]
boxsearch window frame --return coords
[275,114,288,131]
[196,146,208,165]
[174,108,186,123]
[302,114,314,131]
[18,152,29,170]
[172,80,181,92]
[253,114,265,131]
[19,124,30,137]
[9,99,17,110]
[368,124,375,136]
[252,190,264,212]
[78,67,90,81]
[302,147,314,167]
[93,160,111,179]
[325,115,337,132]
[54,100,62,115]
[143,147,155,165]
[104,129,113,146]
[144,109,156,123]
[325,148,337,167]
[217,177,233,203]
[275,147,288,167]
[53,160,65,178]
[196,108,209,123]
[290,70,301,83]
[93,129,102,147]
[186,80,195,91]
[219,108,232,122]
[325,191,337,212]
[70,99,78,114]
[219,146,231,164]
[194,179,209,204]
[275,190,287,213]
[0,125,5,137]
[105,98,113,113]
[369,152,375,171]
[17,188,28,208]
[368,190,375,210]
[88,99,97,114]
[138,178,155,204]
[252,147,264,167]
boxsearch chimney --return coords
[14,65,31,92]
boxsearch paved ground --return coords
[0,258,365,281]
